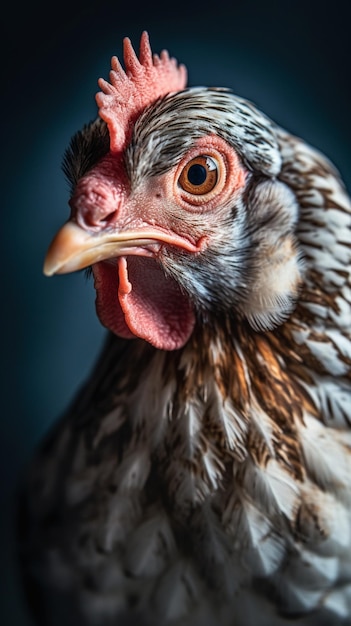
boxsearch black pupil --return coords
[187,163,207,186]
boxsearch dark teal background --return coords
[2,0,350,623]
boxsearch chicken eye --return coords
[178,156,219,195]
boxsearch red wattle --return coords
[93,257,195,350]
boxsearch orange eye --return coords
[178,155,219,195]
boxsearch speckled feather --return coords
[20,38,351,626]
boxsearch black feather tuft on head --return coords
[62,118,110,191]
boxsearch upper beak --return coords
[43,221,203,276]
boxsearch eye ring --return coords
[178,155,219,196]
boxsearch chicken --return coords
[19,32,351,626]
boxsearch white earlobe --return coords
[244,180,303,331]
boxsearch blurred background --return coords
[2,0,350,623]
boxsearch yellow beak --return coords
[43,221,202,276]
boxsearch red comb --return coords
[96,31,188,151]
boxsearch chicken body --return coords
[20,34,351,626]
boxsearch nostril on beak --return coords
[98,210,119,226]
[75,205,120,230]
